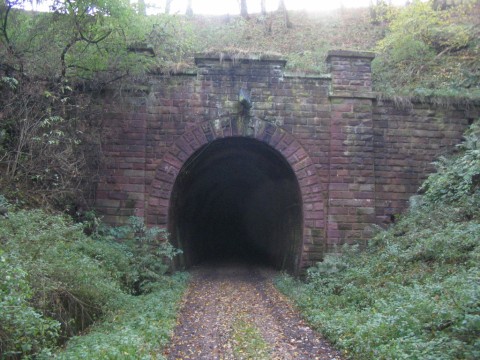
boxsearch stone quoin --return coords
[95,50,478,273]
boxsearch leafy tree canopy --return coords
[1,0,194,81]
[0,0,195,209]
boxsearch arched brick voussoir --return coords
[252,121,326,199]
[201,118,233,141]
[148,118,326,240]
[174,137,196,159]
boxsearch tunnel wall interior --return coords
[168,137,303,271]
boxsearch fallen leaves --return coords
[165,262,344,360]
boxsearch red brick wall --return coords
[373,101,478,225]
[95,51,477,269]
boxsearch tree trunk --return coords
[278,0,292,28]
[138,0,146,15]
[165,0,173,14]
[261,0,267,15]
[240,0,249,19]
[186,0,193,16]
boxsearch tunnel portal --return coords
[168,137,303,272]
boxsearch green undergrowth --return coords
[55,273,187,360]
[0,205,187,359]
[276,121,480,359]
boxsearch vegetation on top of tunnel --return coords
[276,119,480,359]
[190,0,480,102]
[0,203,186,358]
[372,0,480,102]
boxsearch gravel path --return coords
[164,262,344,360]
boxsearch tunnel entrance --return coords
[168,137,303,272]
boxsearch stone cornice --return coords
[326,50,376,61]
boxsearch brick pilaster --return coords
[326,50,376,247]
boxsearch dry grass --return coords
[186,8,386,73]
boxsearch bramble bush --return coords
[277,120,480,359]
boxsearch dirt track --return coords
[164,262,344,360]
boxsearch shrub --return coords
[0,210,127,343]
[421,120,480,208]
[100,216,183,294]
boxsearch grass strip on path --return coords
[231,315,271,360]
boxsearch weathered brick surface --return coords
[326,50,375,96]
[373,101,478,225]
[95,51,477,270]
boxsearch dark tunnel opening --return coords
[168,137,303,272]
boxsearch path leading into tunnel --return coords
[164,263,344,360]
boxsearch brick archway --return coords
[146,117,326,270]
[95,52,476,269]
